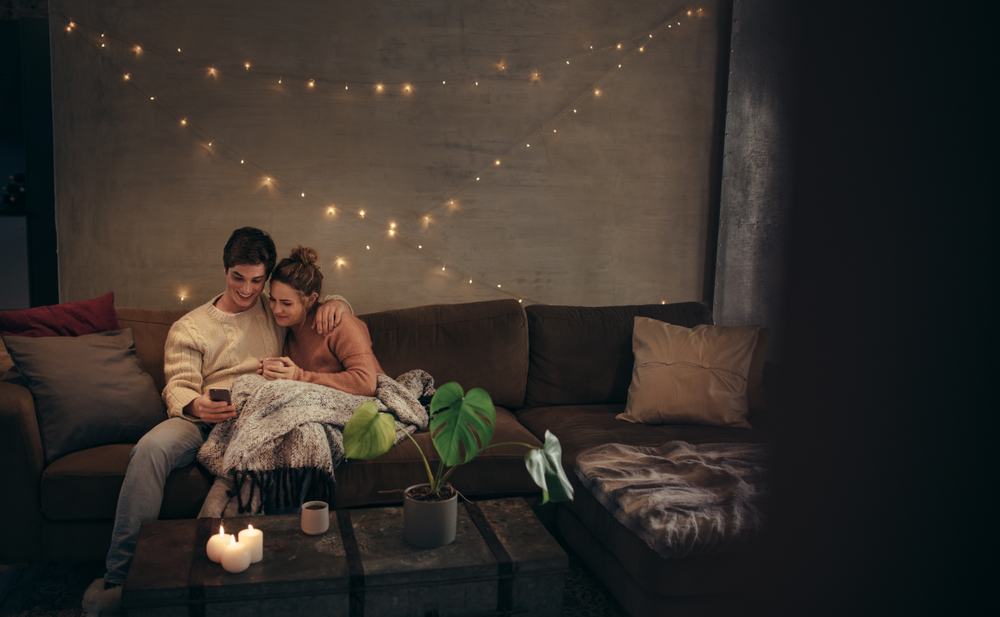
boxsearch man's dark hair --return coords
[223,227,277,277]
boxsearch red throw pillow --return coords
[0,292,120,337]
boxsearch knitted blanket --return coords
[197,370,433,517]
[575,440,769,559]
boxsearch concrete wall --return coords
[49,0,727,313]
[714,0,793,361]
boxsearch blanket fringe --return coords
[227,468,336,515]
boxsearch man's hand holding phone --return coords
[188,389,236,423]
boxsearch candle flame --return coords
[230,536,237,546]
[248,524,254,531]
[219,525,225,535]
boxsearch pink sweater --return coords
[284,311,384,396]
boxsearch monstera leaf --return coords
[429,382,496,466]
[343,401,395,460]
[524,430,574,504]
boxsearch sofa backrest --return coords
[116,307,188,392]
[116,300,529,410]
[360,299,528,410]
[523,302,714,408]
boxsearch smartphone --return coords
[208,388,232,404]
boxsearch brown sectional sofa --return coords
[0,298,771,617]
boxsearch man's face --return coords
[220,263,268,313]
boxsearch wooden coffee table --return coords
[121,498,566,617]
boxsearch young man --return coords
[83,228,351,614]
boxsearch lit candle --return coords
[221,536,251,573]
[206,525,231,563]
[238,525,264,563]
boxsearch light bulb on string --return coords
[359,210,365,218]
[308,79,315,88]
[245,62,250,70]
[133,46,141,54]
[180,118,187,126]
[124,73,130,80]
[177,48,181,52]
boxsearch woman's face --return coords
[269,280,314,327]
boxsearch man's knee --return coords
[130,418,205,468]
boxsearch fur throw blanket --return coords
[575,440,769,559]
[197,370,433,517]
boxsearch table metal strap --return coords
[337,508,366,617]
[187,517,213,617]
[464,501,514,614]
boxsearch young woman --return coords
[258,246,383,395]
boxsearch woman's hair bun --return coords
[289,246,320,268]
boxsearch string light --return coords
[62,9,685,308]
[327,207,335,215]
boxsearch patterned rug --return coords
[0,552,628,617]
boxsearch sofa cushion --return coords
[558,496,766,598]
[515,403,768,469]
[115,307,189,392]
[335,406,543,507]
[41,444,212,520]
[517,403,770,597]
[524,303,713,408]
[617,318,759,428]
[360,299,528,410]
[0,292,119,338]
[2,329,168,465]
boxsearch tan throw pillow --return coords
[617,317,760,428]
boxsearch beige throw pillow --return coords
[617,317,760,428]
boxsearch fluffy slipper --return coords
[82,577,123,616]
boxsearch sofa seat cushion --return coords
[41,445,212,520]
[515,403,768,469]
[335,406,543,507]
[558,495,766,598]
[516,403,769,596]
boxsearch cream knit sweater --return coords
[162,293,349,420]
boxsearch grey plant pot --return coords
[403,483,458,548]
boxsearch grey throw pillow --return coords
[2,329,167,465]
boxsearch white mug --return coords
[301,501,329,535]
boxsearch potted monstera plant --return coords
[344,382,573,548]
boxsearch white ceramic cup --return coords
[301,501,329,535]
